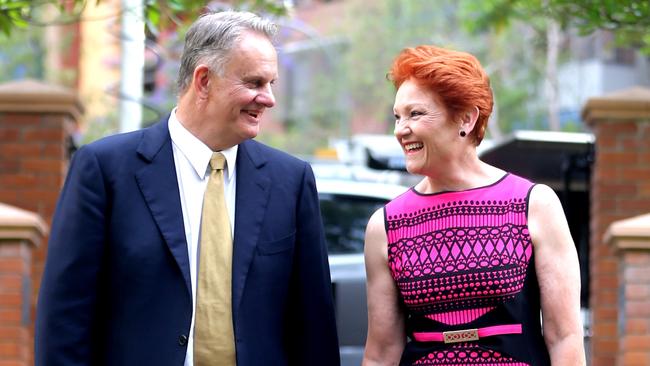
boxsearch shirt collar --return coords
[168,108,238,180]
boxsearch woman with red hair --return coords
[362,45,585,366]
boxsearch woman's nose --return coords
[394,121,411,138]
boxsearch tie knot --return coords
[210,152,226,171]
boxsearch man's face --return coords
[205,31,278,145]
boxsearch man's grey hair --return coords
[177,11,277,93]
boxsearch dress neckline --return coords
[410,172,510,197]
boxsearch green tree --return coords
[460,0,650,52]
[0,0,288,37]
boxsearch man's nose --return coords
[256,85,275,108]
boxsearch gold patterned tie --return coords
[194,152,236,366]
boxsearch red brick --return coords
[625,319,650,334]
[0,143,43,159]
[22,128,65,142]
[593,306,618,321]
[592,322,617,337]
[0,325,27,338]
[622,335,650,351]
[596,133,619,149]
[0,361,26,366]
[0,275,22,292]
[41,143,64,158]
[0,159,20,174]
[625,267,650,282]
[600,121,639,135]
[0,114,42,126]
[0,309,20,325]
[40,114,67,128]
[624,253,650,266]
[599,258,618,273]
[0,175,38,189]
[593,167,622,183]
[597,151,638,166]
[625,284,650,301]
[0,128,20,141]
[17,190,60,207]
[595,289,618,304]
[0,293,22,307]
[618,198,650,213]
[621,351,650,366]
[0,343,20,358]
[0,258,26,274]
[639,183,650,197]
[639,151,650,162]
[626,301,650,317]
[591,274,618,289]
[621,167,650,181]
[597,182,637,197]
[20,160,64,175]
[592,356,617,366]
[592,338,619,354]
[621,136,643,150]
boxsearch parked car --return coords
[316,175,408,366]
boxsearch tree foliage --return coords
[460,0,650,52]
[0,0,288,37]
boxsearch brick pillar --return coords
[0,203,47,366]
[582,86,650,366]
[0,79,83,364]
[605,213,650,366]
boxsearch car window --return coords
[319,193,388,254]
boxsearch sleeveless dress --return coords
[384,173,551,365]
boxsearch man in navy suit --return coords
[35,10,339,366]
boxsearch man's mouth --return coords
[243,110,262,119]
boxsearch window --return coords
[319,193,387,254]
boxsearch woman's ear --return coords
[460,106,480,134]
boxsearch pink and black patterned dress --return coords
[385,173,551,365]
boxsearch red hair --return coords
[388,45,493,145]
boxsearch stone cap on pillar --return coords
[582,86,650,125]
[0,202,48,246]
[0,78,84,121]
[605,212,650,250]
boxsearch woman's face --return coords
[393,79,456,176]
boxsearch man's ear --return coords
[460,106,480,134]
[192,65,211,100]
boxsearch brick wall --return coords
[0,79,82,365]
[0,203,47,366]
[583,87,650,366]
[605,213,650,366]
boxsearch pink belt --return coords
[413,324,522,344]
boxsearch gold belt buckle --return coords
[442,328,479,343]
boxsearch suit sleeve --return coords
[35,145,108,365]
[287,162,341,366]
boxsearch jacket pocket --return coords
[257,231,296,255]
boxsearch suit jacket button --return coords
[178,335,188,346]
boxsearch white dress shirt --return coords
[168,109,238,366]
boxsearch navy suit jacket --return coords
[35,117,340,365]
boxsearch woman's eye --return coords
[410,111,423,117]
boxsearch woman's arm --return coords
[362,208,406,366]
[528,184,586,366]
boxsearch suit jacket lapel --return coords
[232,140,271,320]
[134,117,192,297]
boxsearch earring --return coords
[459,130,466,137]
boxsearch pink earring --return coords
[459,130,466,137]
